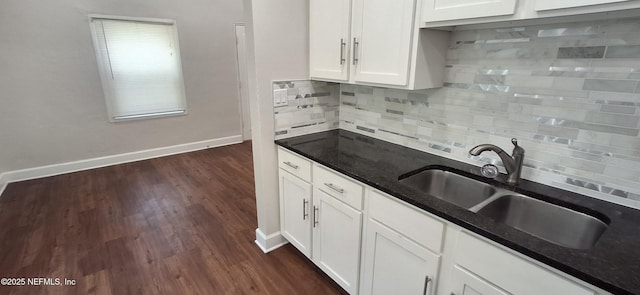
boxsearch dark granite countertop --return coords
[275,129,640,295]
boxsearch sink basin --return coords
[399,169,497,209]
[475,194,609,250]
[399,167,609,250]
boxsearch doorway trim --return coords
[234,23,251,141]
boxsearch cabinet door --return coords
[309,0,351,81]
[534,0,627,11]
[450,265,510,295]
[360,219,440,295]
[312,188,363,294]
[351,0,416,86]
[422,0,517,22]
[279,170,312,258]
[454,231,595,295]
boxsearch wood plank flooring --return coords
[0,142,345,294]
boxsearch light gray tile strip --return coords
[583,79,638,93]
[605,45,640,58]
[600,105,636,114]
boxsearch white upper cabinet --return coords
[421,0,640,28]
[422,0,517,22]
[534,0,628,11]
[351,0,416,86]
[309,0,450,90]
[309,0,351,81]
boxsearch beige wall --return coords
[0,0,244,174]
[243,0,309,248]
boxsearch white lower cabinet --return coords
[278,147,364,294]
[449,265,509,295]
[277,148,608,295]
[279,169,312,257]
[360,189,444,295]
[360,219,440,295]
[313,188,363,294]
[450,231,596,295]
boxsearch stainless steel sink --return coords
[399,167,609,249]
[475,194,608,250]
[398,169,497,209]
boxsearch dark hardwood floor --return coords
[0,141,344,294]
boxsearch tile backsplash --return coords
[339,18,640,209]
[273,80,340,139]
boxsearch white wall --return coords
[243,0,309,251]
[0,0,244,175]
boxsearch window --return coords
[89,16,187,121]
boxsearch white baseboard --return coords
[255,228,288,253]
[0,135,242,197]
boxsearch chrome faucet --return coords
[469,138,525,186]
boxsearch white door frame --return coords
[234,23,251,140]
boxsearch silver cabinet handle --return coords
[423,276,432,295]
[302,199,309,220]
[313,206,319,228]
[339,38,346,65]
[283,161,299,170]
[324,182,344,194]
[352,38,359,65]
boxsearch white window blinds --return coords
[90,17,187,121]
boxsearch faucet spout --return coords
[469,138,525,186]
[469,144,516,173]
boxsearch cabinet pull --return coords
[423,276,432,295]
[352,38,359,65]
[339,38,346,65]
[283,161,299,170]
[324,182,344,194]
[313,206,319,228]
[302,199,309,220]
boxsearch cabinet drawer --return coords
[368,190,444,253]
[313,165,364,210]
[277,148,312,182]
[455,231,595,295]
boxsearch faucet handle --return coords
[511,138,525,155]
